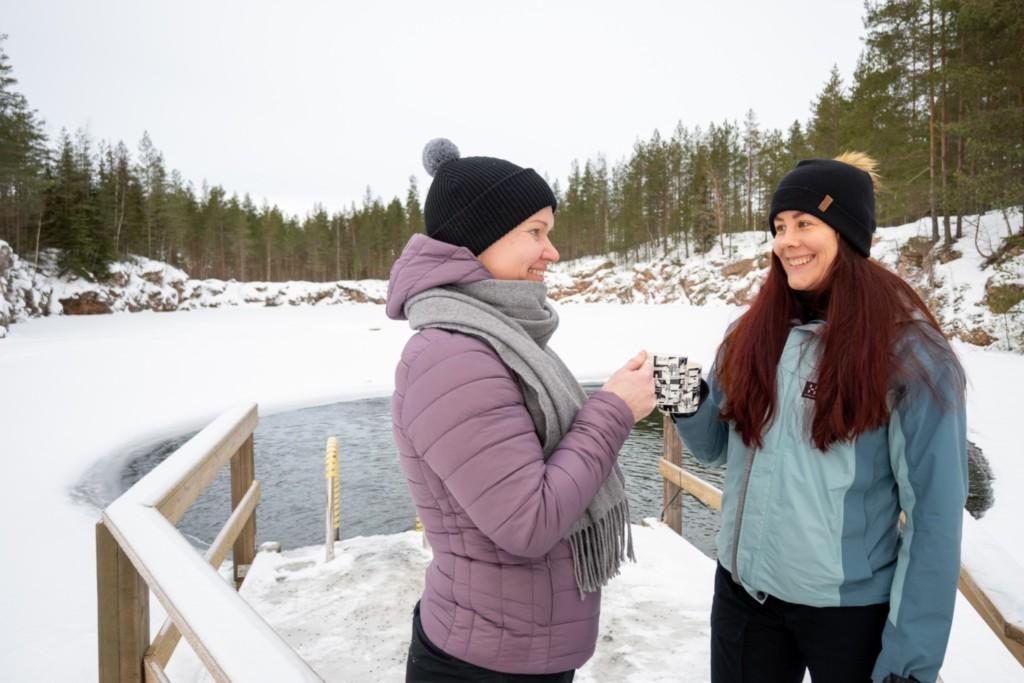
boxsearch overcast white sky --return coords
[3,1,866,219]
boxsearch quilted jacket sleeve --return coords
[397,333,634,558]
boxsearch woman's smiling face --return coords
[772,210,839,291]
[478,206,559,282]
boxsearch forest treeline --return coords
[1,0,1021,280]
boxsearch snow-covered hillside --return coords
[0,244,386,338]
[2,210,1022,348]
[545,210,1024,352]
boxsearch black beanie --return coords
[421,138,557,256]
[768,158,876,257]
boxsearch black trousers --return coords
[711,563,889,683]
[406,602,575,683]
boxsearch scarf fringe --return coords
[568,498,636,597]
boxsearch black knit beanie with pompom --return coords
[421,138,557,256]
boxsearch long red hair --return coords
[717,237,963,451]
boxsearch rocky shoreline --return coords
[0,241,386,338]
[3,213,1021,350]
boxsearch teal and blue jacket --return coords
[675,321,967,683]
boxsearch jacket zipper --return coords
[729,448,757,585]
[730,329,809,587]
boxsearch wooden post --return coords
[325,477,335,562]
[96,521,150,682]
[230,435,256,588]
[662,414,683,535]
[325,437,339,562]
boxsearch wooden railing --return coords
[659,415,1024,669]
[95,403,322,682]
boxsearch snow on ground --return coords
[1,300,1022,680]
[166,523,718,682]
[0,303,733,681]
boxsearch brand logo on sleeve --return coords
[802,381,818,399]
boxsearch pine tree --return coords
[808,65,850,157]
[742,110,761,232]
[4,2,1019,284]
[405,175,423,237]
[44,131,111,277]
[137,131,166,260]
[757,128,788,239]
[0,35,48,258]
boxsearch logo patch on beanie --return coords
[802,381,818,399]
[818,195,834,212]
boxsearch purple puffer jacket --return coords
[386,234,634,674]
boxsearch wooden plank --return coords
[97,521,121,682]
[231,435,256,588]
[661,414,684,534]
[147,479,262,668]
[152,405,258,524]
[143,656,171,683]
[146,619,178,674]
[958,566,1024,666]
[119,543,150,683]
[659,458,723,512]
[213,477,261,569]
[96,521,149,682]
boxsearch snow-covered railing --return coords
[660,415,1024,670]
[958,514,1024,666]
[95,403,322,682]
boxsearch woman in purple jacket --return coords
[387,138,655,682]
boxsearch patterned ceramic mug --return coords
[652,354,702,416]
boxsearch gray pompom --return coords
[422,138,460,177]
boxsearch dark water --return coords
[81,391,994,562]
[81,387,727,558]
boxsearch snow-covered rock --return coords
[544,210,1024,351]
[2,210,1021,349]
[0,245,387,332]
[0,240,59,338]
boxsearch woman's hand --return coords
[602,350,656,423]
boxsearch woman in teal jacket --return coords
[675,153,966,683]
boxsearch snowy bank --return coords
[0,303,734,681]
[3,210,1021,348]
[0,242,386,338]
[545,210,1024,352]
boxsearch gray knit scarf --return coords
[405,279,635,594]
